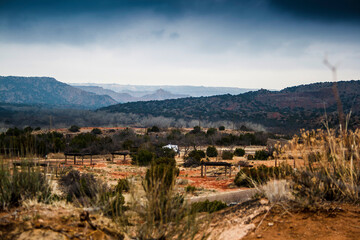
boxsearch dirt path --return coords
[188,189,257,204]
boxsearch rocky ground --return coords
[1,198,359,240]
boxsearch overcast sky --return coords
[0,0,359,89]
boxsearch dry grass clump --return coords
[0,161,52,210]
[122,159,207,240]
[259,180,293,203]
[275,125,360,206]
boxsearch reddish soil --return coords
[179,169,236,191]
[243,204,360,240]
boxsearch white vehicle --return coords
[162,144,179,153]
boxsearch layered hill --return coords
[0,76,117,109]
[74,85,136,102]
[72,83,254,97]
[75,86,189,102]
[100,80,360,132]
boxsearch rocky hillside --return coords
[0,76,117,109]
[100,80,360,132]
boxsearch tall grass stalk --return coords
[276,123,360,204]
[123,164,205,240]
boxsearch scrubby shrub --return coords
[247,154,254,160]
[144,157,180,223]
[0,162,52,210]
[148,126,160,133]
[222,150,233,160]
[59,170,104,205]
[185,185,196,193]
[156,147,176,158]
[91,128,102,135]
[189,126,202,134]
[98,182,126,217]
[145,158,179,194]
[69,125,80,132]
[254,150,271,160]
[132,149,155,166]
[206,146,218,157]
[234,148,245,157]
[234,164,293,188]
[279,128,360,205]
[115,178,130,193]
[183,150,205,167]
[219,126,225,131]
[131,156,200,239]
[191,200,227,213]
[206,128,217,136]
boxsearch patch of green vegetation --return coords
[222,150,233,160]
[234,148,245,157]
[254,150,271,160]
[191,200,227,213]
[185,185,196,193]
[206,146,218,157]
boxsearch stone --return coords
[23,221,32,231]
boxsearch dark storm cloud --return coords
[269,0,360,22]
[0,0,359,45]
[0,0,269,44]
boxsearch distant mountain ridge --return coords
[0,76,117,109]
[100,80,360,132]
[74,85,189,102]
[71,83,254,98]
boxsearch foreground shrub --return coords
[234,148,245,156]
[130,157,200,239]
[98,182,126,217]
[59,170,104,205]
[115,178,130,193]
[234,164,293,188]
[206,146,218,157]
[0,162,52,210]
[278,128,360,205]
[191,200,227,213]
[221,150,233,160]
